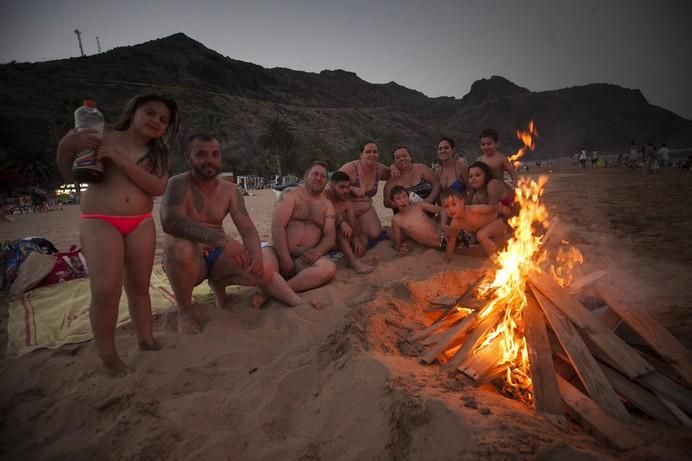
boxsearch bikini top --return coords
[352,162,380,197]
[440,163,465,193]
[404,178,433,199]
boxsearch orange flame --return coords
[508,120,538,162]
[474,175,550,398]
[550,246,584,287]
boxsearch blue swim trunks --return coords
[203,247,223,276]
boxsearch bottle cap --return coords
[83,100,97,108]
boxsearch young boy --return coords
[477,128,518,198]
[440,188,508,258]
[390,186,442,255]
[325,171,375,274]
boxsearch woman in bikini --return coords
[436,137,468,193]
[338,141,392,241]
[383,146,440,211]
[56,93,180,376]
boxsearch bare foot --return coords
[351,261,375,274]
[138,338,162,351]
[177,309,202,334]
[251,290,270,309]
[210,281,231,309]
[100,355,131,378]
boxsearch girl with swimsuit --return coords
[56,93,180,376]
[436,137,468,193]
[466,161,514,210]
[383,146,440,211]
[338,141,391,240]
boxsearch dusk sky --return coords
[2,0,691,118]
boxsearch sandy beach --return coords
[1,167,691,460]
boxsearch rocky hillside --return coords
[1,32,690,180]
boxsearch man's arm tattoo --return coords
[165,214,226,244]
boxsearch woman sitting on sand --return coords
[338,141,392,241]
[466,161,514,209]
[56,93,180,376]
[383,146,440,211]
[436,137,468,194]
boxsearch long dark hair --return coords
[468,161,492,189]
[113,93,180,177]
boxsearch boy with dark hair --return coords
[477,128,518,200]
[390,186,442,256]
[440,188,508,258]
[325,171,375,274]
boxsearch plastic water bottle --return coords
[72,100,104,183]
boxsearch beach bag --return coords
[38,245,88,287]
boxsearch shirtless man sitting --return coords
[325,171,374,274]
[161,134,305,333]
[261,161,337,298]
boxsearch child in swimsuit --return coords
[56,93,180,376]
[440,188,509,258]
[476,128,518,204]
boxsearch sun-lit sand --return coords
[1,167,691,460]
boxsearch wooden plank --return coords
[433,272,487,324]
[596,281,692,387]
[636,371,692,415]
[460,337,502,380]
[658,397,692,428]
[409,310,468,341]
[524,291,566,422]
[529,272,654,379]
[599,363,681,426]
[420,312,479,364]
[530,286,631,422]
[447,308,503,370]
[556,375,639,451]
[568,270,607,294]
[591,306,622,331]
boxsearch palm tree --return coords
[1,145,62,190]
[259,117,295,176]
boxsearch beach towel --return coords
[7,268,212,356]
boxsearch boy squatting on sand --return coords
[390,186,509,260]
[476,128,518,206]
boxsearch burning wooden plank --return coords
[447,307,503,369]
[556,376,639,451]
[409,309,470,342]
[458,336,502,380]
[530,286,631,422]
[524,291,565,425]
[420,311,480,364]
[596,281,692,387]
[529,272,654,379]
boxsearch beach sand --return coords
[1,167,691,460]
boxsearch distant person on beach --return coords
[657,143,670,168]
[56,93,180,376]
[435,137,468,193]
[325,171,375,274]
[591,149,599,168]
[578,149,587,169]
[643,142,656,173]
[161,134,307,334]
[338,142,392,243]
[261,161,337,296]
[476,129,517,200]
[383,146,440,211]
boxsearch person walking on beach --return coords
[161,134,307,333]
[56,93,180,376]
[578,149,587,169]
[261,161,337,295]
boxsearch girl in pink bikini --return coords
[56,93,180,376]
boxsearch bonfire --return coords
[410,122,692,450]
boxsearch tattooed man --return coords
[161,134,304,333]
